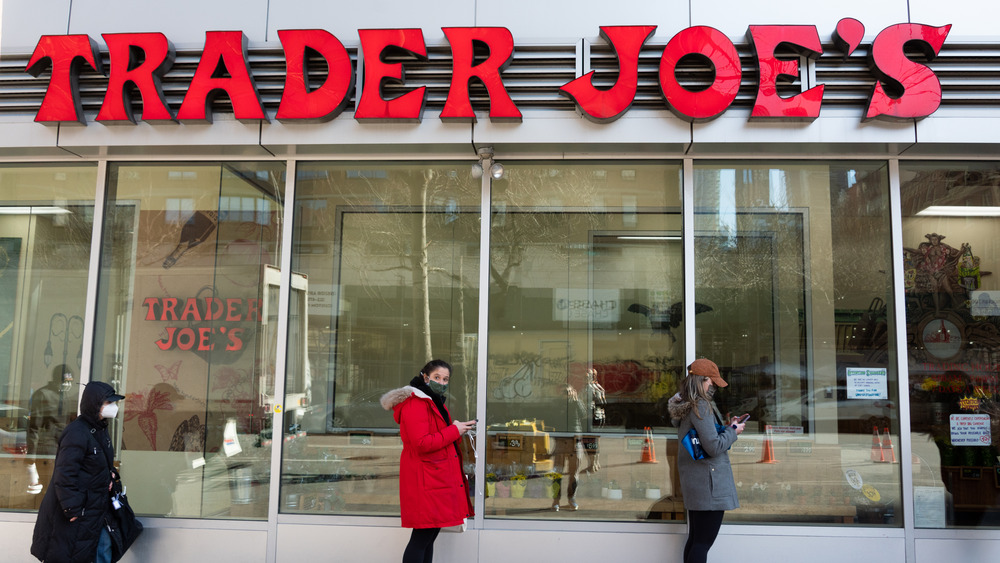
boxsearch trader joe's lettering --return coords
[142,296,261,352]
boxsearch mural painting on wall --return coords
[122,204,270,455]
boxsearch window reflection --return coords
[94,163,284,519]
[485,162,685,520]
[694,162,900,525]
[0,164,96,512]
[283,163,480,515]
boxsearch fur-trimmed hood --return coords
[667,392,692,426]
[380,385,430,411]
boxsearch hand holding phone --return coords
[736,413,751,424]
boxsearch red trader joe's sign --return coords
[26,19,950,125]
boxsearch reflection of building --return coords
[0,2,1000,562]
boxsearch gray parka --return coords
[668,395,740,511]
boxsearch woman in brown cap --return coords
[667,358,745,563]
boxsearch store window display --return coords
[901,162,1000,528]
[92,163,285,520]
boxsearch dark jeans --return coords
[402,527,441,563]
[683,510,725,563]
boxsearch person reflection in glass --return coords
[550,381,588,511]
[583,368,606,473]
[26,364,79,494]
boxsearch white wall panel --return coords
[475,0,691,43]
[474,110,691,154]
[272,523,911,563]
[691,109,918,154]
[913,108,1000,153]
[0,519,267,563]
[56,118,273,157]
[712,531,905,563]
[910,0,998,38]
[120,525,267,563]
[276,523,420,563]
[915,538,1000,562]
[0,520,33,563]
[66,0,272,48]
[0,119,62,154]
[0,0,72,54]
[261,118,474,156]
[268,0,476,47]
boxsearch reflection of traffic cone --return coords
[870,426,885,462]
[758,426,778,464]
[639,427,658,463]
[882,427,897,463]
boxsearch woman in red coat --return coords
[381,360,476,563]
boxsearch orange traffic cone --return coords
[881,427,897,463]
[639,427,658,463]
[870,426,885,462]
[758,426,778,464]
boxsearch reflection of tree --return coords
[321,168,478,417]
[489,169,607,321]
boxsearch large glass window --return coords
[484,162,683,521]
[0,164,96,511]
[901,162,1000,528]
[94,163,284,519]
[694,162,900,525]
[283,162,480,515]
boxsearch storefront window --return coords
[694,162,900,525]
[901,162,1000,528]
[0,164,96,511]
[93,163,284,520]
[282,162,480,515]
[484,162,683,520]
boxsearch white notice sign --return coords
[846,367,888,400]
[913,486,947,528]
[950,414,992,446]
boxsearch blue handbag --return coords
[681,422,730,460]
[681,428,705,460]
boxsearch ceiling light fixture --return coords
[916,206,1000,217]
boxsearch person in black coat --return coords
[31,381,124,563]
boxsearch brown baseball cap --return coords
[689,358,727,387]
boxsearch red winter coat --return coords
[381,386,472,529]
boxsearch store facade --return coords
[0,1,998,561]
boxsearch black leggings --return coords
[684,510,725,563]
[403,527,441,563]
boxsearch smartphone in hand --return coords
[736,413,751,424]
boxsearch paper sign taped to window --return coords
[846,367,888,400]
[949,414,991,446]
